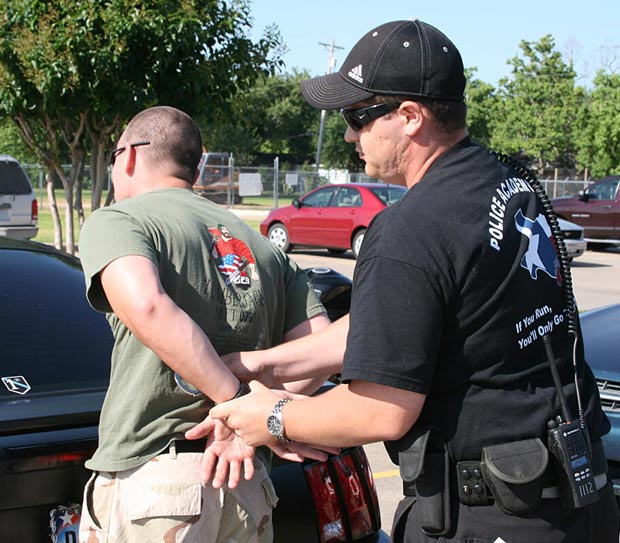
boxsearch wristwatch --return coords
[267,398,293,442]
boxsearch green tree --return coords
[0,117,37,163]
[575,71,620,177]
[202,71,317,166]
[490,35,582,173]
[319,111,364,171]
[465,68,497,148]
[0,0,282,252]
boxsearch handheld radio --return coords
[543,335,598,508]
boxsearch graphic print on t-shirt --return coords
[513,209,560,284]
[208,224,258,289]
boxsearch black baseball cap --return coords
[301,19,466,110]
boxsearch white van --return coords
[0,155,38,240]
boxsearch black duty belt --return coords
[393,426,608,535]
[455,439,608,507]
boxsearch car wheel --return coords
[327,248,347,256]
[268,223,292,252]
[352,229,366,259]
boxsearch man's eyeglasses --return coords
[110,140,151,166]
[340,103,400,131]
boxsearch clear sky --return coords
[249,0,619,87]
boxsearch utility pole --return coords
[315,40,344,172]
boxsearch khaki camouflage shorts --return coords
[79,448,277,543]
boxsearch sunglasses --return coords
[340,103,400,131]
[110,140,151,166]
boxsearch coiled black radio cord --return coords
[493,152,585,425]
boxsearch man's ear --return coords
[399,101,425,137]
[124,145,138,176]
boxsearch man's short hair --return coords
[121,106,202,183]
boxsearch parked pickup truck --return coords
[551,175,620,249]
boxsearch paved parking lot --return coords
[288,246,620,536]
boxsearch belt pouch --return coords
[481,437,548,515]
[397,427,451,536]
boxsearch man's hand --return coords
[209,381,290,447]
[209,381,341,457]
[185,417,255,488]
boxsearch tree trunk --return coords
[63,184,75,255]
[90,140,110,211]
[105,184,115,206]
[57,111,87,255]
[74,176,84,226]
[73,162,85,227]
[46,170,63,250]
[87,113,121,210]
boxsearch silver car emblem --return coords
[2,375,32,395]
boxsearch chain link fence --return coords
[22,160,594,211]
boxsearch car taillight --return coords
[303,447,381,543]
[305,457,345,542]
[4,443,95,474]
[31,198,38,222]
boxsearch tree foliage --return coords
[202,70,317,166]
[490,35,583,173]
[0,117,37,163]
[319,111,364,171]
[1,8,619,231]
[465,68,497,148]
[575,71,620,177]
[0,0,283,251]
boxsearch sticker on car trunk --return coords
[50,504,81,543]
[2,375,31,395]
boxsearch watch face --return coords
[267,414,283,437]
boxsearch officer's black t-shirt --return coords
[341,137,609,462]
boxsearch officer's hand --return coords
[209,381,286,447]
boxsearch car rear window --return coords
[369,185,407,205]
[0,160,33,195]
[0,247,113,397]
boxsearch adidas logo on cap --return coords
[348,64,363,84]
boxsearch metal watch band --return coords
[268,398,293,442]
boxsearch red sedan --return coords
[260,183,407,258]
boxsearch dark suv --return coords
[551,175,620,248]
[0,155,38,240]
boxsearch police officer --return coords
[198,20,619,542]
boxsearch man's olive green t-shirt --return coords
[79,188,324,472]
